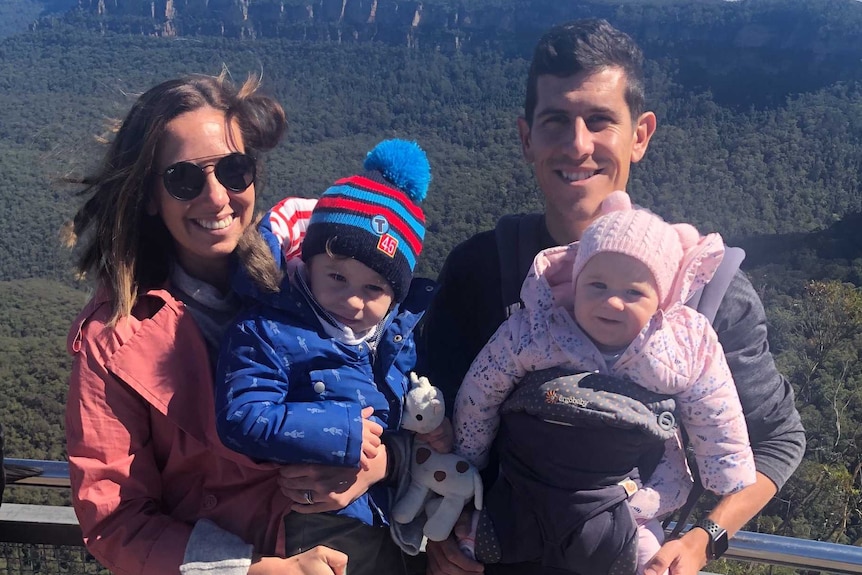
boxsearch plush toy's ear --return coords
[409,372,433,390]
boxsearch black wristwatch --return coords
[694,518,729,561]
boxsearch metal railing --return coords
[729,530,862,574]
[4,460,72,489]
[1,459,81,550]
[2,458,862,574]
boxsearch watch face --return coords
[713,528,729,559]
[698,519,729,560]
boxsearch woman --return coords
[64,73,390,575]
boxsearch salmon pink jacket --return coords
[66,286,292,575]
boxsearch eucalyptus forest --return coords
[1,0,862,571]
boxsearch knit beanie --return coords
[571,191,700,308]
[302,139,431,302]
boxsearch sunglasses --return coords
[159,153,256,201]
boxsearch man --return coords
[420,18,805,575]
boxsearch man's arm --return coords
[715,271,806,488]
[645,471,778,575]
[645,271,806,575]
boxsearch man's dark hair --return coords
[524,19,646,125]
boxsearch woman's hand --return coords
[426,536,484,575]
[278,439,388,513]
[426,510,484,575]
[248,547,347,575]
[644,473,779,575]
[416,417,455,453]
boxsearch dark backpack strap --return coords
[495,213,545,318]
[664,480,705,537]
[669,245,745,535]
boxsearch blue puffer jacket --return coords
[215,217,435,526]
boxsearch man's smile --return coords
[559,169,599,182]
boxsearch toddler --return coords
[215,139,438,572]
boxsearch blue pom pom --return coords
[364,139,431,203]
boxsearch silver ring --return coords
[303,490,314,505]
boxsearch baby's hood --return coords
[667,229,725,307]
[519,243,578,312]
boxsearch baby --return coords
[454,191,756,574]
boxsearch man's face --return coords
[518,67,656,243]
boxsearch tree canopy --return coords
[1,1,862,567]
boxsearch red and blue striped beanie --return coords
[302,139,431,302]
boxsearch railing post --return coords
[0,503,83,547]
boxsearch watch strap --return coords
[695,518,728,560]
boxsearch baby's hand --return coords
[417,417,454,453]
[360,406,383,471]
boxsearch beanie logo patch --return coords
[370,215,390,235]
[377,234,398,258]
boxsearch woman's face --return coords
[151,106,255,285]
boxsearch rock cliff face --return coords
[63,0,862,62]
[67,0,604,49]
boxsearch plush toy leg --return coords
[393,483,431,524]
[424,496,467,541]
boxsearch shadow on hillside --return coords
[736,212,862,278]
[667,49,862,110]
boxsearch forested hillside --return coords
[1,0,862,568]
[2,29,861,283]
